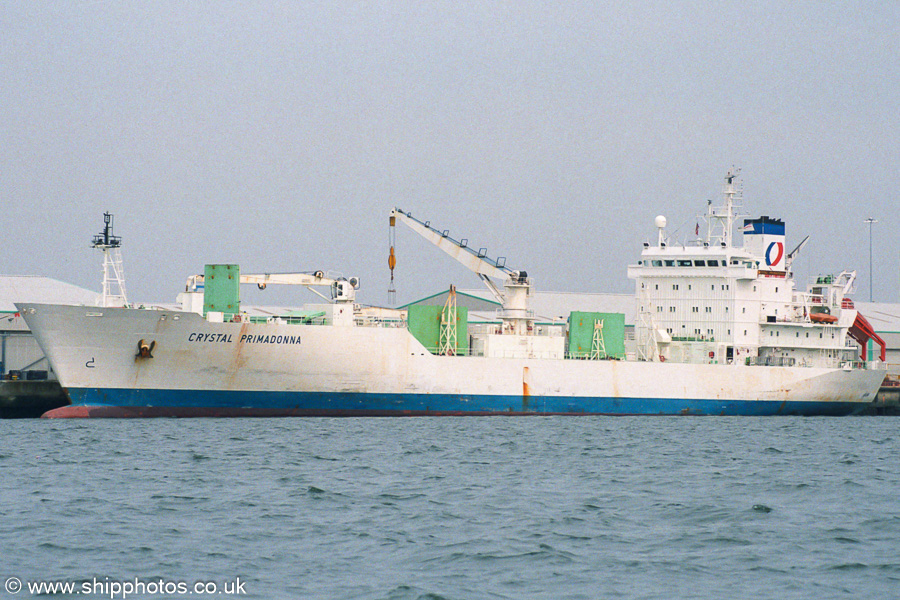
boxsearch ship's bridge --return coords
[628,246,760,280]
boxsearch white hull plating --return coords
[20,304,883,416]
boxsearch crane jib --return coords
[391,208,518,279]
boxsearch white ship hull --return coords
[19,304,882,417]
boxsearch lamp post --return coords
[864,217,877,302]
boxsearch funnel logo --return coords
[765,241,784,267]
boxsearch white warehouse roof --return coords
[0,276,100,312]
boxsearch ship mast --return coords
[705,168,742,248]
[91,212,129,308]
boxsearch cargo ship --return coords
[21,171,886,417]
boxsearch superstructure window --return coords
[678,260,692,267]
[695,260,706,267]
[664,260,675,267]
[707,260,719,267]
[652,260,662,267]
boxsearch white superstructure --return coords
[628,170,882,369]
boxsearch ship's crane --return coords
[186,271,358,303]
[389,208,533,334]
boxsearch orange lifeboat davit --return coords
[849,312,887,362]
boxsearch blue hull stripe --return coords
[63,388,869,417]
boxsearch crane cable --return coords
[388,215,397,305]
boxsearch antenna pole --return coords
[865,217,877,301]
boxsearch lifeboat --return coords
[809,312,838,324]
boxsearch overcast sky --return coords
[3,1,898,307]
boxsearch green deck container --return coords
[407,305,469,355]
[203,264,240,316]
[567,312,625,359]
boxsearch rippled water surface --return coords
[2,417,899,599]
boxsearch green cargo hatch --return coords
[203,264,240,316]
[568,311,625,359]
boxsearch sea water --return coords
[1,417,898,599]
